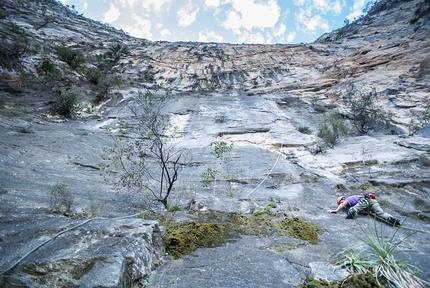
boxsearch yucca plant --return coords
[357,221,426,288]
[332,220,428,288]
[331,248,372,275]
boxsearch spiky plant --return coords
[331,220,428,288]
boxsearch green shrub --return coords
[317,109,349,147]
[0,22,29,68]
[297,126,312,134]
[41,60,57,76]
[347,88,390,133]
[201,142,235,195]
[85,67,103,85]
[201,168,218,188]
[56,46,86,69]
[52,92,78,118]
[49,181,73,213]
[253,202,277,216]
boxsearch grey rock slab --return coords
[309,261,348,282]
[149,235,304,288]
[395,136,430,152]
[416,125,430,138]
[0,213,164,287]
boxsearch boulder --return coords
[0,217,164,287]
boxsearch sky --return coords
[57,0,376,44]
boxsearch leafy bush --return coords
[0,22,29,68]
[201,168,218,188]
[297,126,312,134]
[56,46,86,69]
[347,88,389,133]
[253,202,277,216]
[90,43,130,74]
[85,44,129,101]
[317,109,349,147]
[49,181,73,213]
[85,67,103,85]
[200,141,235,195]
[41,60,58,76]
[52,92,78,118]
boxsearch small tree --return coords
[201,141,235,195]
[0,22,29,69]
[56,46,86,69]
[51,92,77,118]
[105,88,182,209]
[49,180,73,213]
[318,109,350,147]
[85,43,129,101]
[348,88,389,133]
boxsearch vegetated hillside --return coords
[0,0,428,132]
[0,0,429,287]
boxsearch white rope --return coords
[0,213,141,276]
[243,143,283,199]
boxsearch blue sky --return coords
[58,0,375,44]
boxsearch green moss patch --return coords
[164,222,227,258]
[300,273,388,288]
[276,217,321,244]
[163,212,322,258]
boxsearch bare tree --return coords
[104,88,183,209]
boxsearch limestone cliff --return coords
[0,0,429,287]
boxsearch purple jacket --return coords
[345,195,364,207]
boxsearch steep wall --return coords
[1,0,429,287]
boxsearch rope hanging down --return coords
[0,213,140,276]
[244,147,283,199]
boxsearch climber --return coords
[329,193,401,226]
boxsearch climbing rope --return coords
[243,143,283,199]
[0,213,141,276]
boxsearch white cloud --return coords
[307,15,329,32]
[273,23,286,37]
[141,0,174,13]
[221,0,281,31]
[82,1,88,12]
[198,30,224,42]
[177,4,200,27]
[118,0,136,7]
[205,0,220,8]
[161,29,171,38]
[313,0,342,14]
[293,0,306,6]
[236,31,265,44]
[296,9,329,33]
[347,0,366,20]
[122,14,152,39]
[293,0,343,14]
[222,11,242,34]
[102,4,120,23]
[286,31,296,42]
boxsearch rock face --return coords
[0,214,164,287]
[1,0,430,287]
